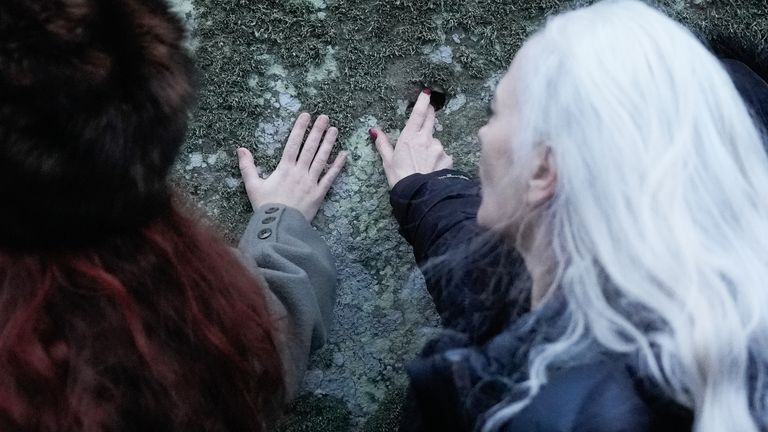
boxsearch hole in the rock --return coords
[406,82,450,114]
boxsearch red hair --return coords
[0,204,284,431]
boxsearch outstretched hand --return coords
[237,113,347,221]
[370,90,453,188]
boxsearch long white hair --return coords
[484,1,768,431]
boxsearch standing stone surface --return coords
[167,0,767,429]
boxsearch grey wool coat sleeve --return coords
[237,203,337,401]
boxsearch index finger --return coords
[422,105,436,135]
[403,90,432,134]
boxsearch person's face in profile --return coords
[477,41,557,237]
[477,55,528,232]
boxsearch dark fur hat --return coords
[0,0,194,248]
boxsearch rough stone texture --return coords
[166,0,767,429]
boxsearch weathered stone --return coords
[167,0,767,429]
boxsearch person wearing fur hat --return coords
[0,0,345,430]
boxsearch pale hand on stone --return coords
[238,113,348,222]
[371,90,454,188]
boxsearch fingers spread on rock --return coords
[319,151,347,192]
[282,113,311,164]
[310,126,338,179]
[299,115,330,168]
[372,129,394,164]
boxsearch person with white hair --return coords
[370,0,768,430]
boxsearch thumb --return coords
[237,147,263,185]
[370,128,393,164]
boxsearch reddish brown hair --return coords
[0,205,285,431]
[0,1,285,428]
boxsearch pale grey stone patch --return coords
[429,45,454,64]
[279,93,302,112]
[206,152,220,165]
[224,177,242,189]
[444,93,467,114]
[272,79,301,113]
[185,151,229,170]
[307,0,328,8]
[307,47,340,83]
[267,64,288,77]
[251,61,304,112]
[359,115,379,129]
[255,117,293,157]
[186,152,204,170]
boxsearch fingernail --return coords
[423,88,432,95]
[369,128,378,140]
[236,148,245,157]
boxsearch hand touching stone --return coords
[238,113,347,221]
[371,90,453,188]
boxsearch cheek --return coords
[480,139,507,186]
[478,128,494,169]
[478,122,519,228]
[478,124,489,144]
[477,190,494,228]
[479,160,530,230]
[478,165,504,228]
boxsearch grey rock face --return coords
[168,0,767,428]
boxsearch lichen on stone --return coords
[173,0,768,429]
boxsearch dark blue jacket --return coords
[389,170,693,432]
[388,60,768,431]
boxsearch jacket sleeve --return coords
[237,204,336,401]
[390,169,530,343]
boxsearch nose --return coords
[477,125,487,147]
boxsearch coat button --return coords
[264,207,280,214]
[258,229,272,239]
[262,216,276,224]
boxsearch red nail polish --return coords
[369,128,378,140]
[423,88,432,95]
